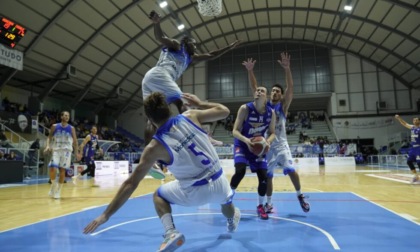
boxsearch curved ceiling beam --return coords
[94,4,418,112]
[189,6,420,47]
[68,0,143,108]
[0,0,78,89]
[39,0,141,102]
[384,0,420,13]
[94,4,418,113]
[199,25,416,88]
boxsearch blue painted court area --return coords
[1,192,419,251]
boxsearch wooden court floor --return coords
[1,165,419,232]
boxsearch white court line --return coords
[351,192,420,226]
[0,184,27,188]
[91,212,340,250]
[82,206,100,211]
[305,187,324,192]
[355,170,391,173]
[365,174,411,184]
[399,214,418,222]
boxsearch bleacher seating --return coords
[288,121,335,145]
[211,124,234,145]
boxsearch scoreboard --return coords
[0,17,26,48]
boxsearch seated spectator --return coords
[6,151,17,160]
[0,130,8,147]
[28,138,40,167]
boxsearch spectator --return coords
[28,138,40,168]
[7,151,17,160]
[0,130,8,147]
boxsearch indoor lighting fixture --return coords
[177,24,185,30]
[344,0,352,12]
[159,1,168,8]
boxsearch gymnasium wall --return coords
[329,48,420,148]
[329,49,419,115]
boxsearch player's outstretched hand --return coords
[242,58,256,71]
[278,52,291,69]
[83,214,109,234]
[149,10,160,23]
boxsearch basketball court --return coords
[1,167,420,252]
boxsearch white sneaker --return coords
[48,187,54,197]
[72,174,81,185]
[54,190,61,199]
[158,230,185,252]
[227,207,241,232]
[412,175,419,184]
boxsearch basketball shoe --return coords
[264,203,274,213]
[72,174,81,185]
[227,207,241,232]
[158,230,185,252]
[257,204,269,220]
[412,174,419,184]
[298,194,310,212]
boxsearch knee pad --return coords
[283,167,296,175]
[230,163,247,189]
[234,163,247,177]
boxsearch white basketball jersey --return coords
[153,115,220,187]
[51,123,74,151]
[267,101,288,147]
[156,45,191,80]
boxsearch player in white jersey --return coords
[144,10,240,179]
[44,111,81,199]
[144,11,240,139]
[243,52,310,213]
[84,92,241,252]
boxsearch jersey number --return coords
[188,143,211,165]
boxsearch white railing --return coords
[38,123,50,136]
[324,111,339,142]
[367,155,407,169]
[1,123,31,150]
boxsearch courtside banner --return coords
[324,157,356,166]
[0,44,23,70]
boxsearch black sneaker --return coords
[298,194,310,213]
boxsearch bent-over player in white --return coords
[84,92,241,252]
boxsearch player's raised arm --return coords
[278,52,294,114]
[242,58,258,93]
[149,10,180,50]
[395,114,412,129]
[193,40,241,62]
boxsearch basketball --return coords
[249,136,269,156]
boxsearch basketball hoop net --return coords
[197,0,223,17]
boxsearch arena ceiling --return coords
[0,0,419,115]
